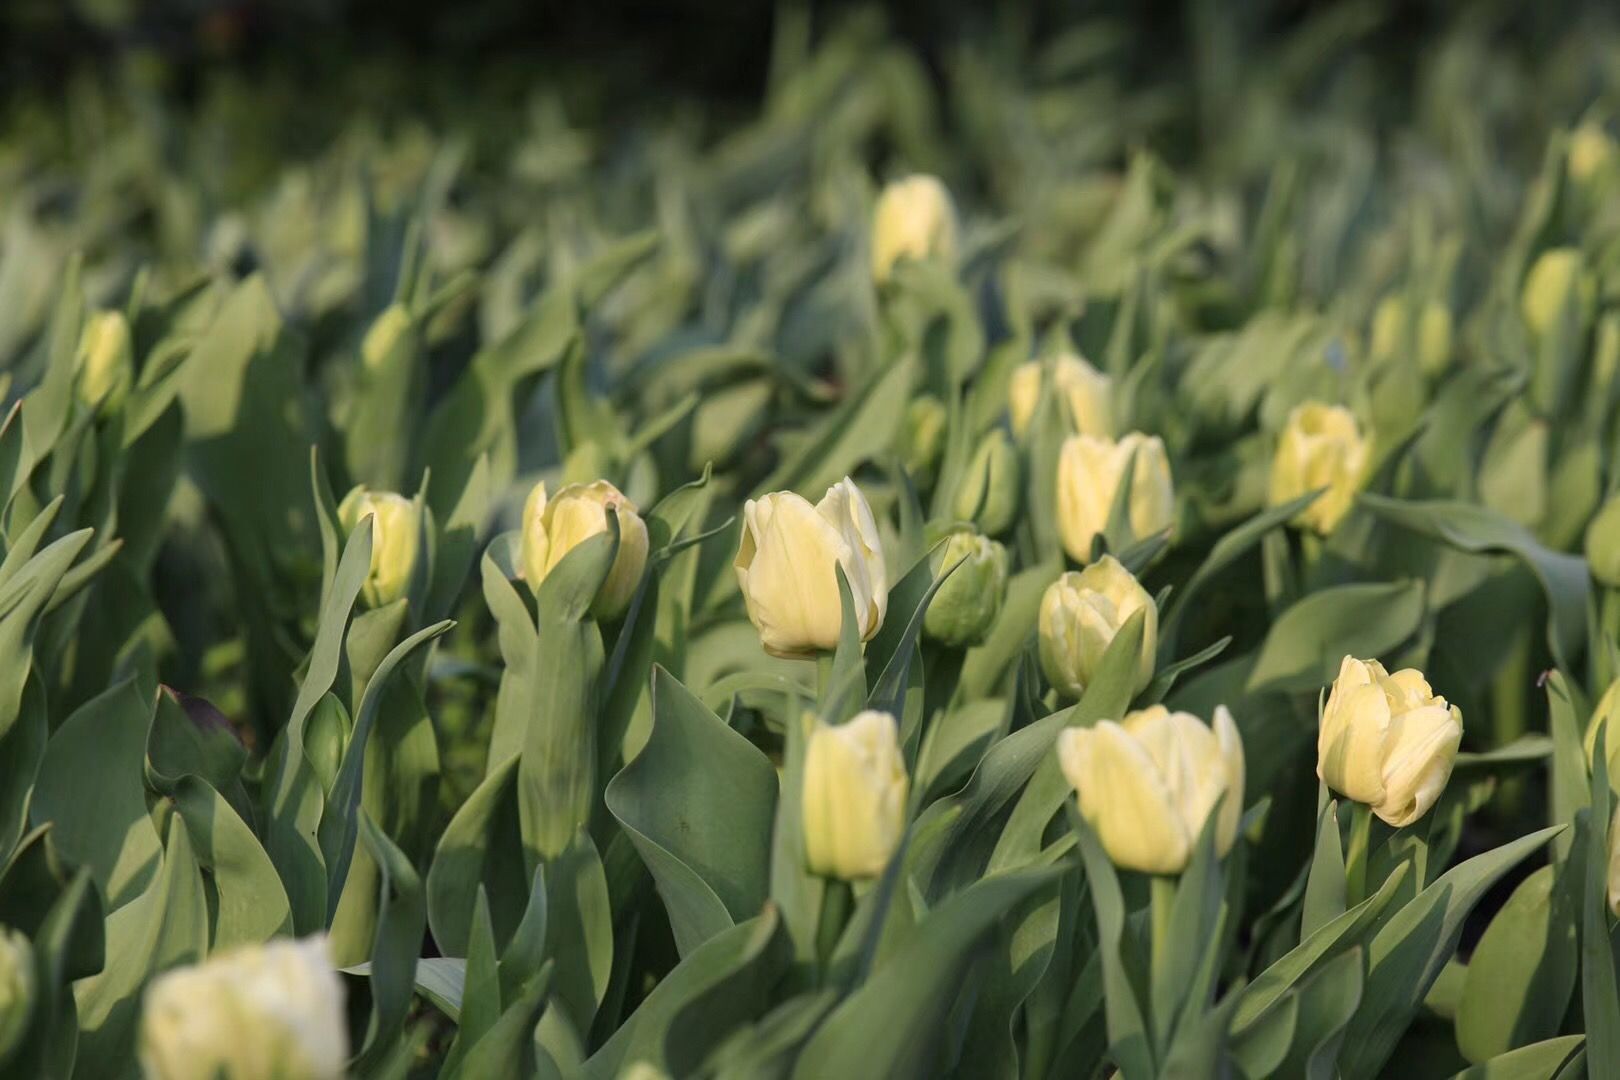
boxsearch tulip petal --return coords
[740,492,846,657]
[1375,703,1463,827]
[1318,683,1391,806]
[1212,705,1246,854]
[1058,722,1190,875]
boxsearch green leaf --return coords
[1068,807,1153,1077]
[353,812,428,1073]
[543,832,613,1037]
[760,356,916,495]
[1449,1036,1585,1080]
[606,667,777,957]
[1246,580,1426,694]
[1584,720,1620,1080]
[426,756,526,956]
[170,775,291,948]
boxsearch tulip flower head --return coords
[1058,705,1245,875]
[802,710,909,880]
[138,935,347,1080]
[871,174,958,284]
[521,479,650,620]
[0,926,33,1063]
[78,308,133,410]
[735,477,888,658]
[1318,656,1463,828]
[1056,431,1174,563]
[338,488,421,609]
[923,529,1008,648]
[1009,354,1115,439]
[1269,403,1370,535]
[1586,496,1620,587]
[1038,555,1157,700]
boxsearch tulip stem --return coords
[1345,802,1373,906]
[1149,875,1176,988]
[816,654,835,702]
[815,878,852,973]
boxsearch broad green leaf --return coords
[1246,580,1426,694]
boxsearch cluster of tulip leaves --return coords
[16,6,1620,1080]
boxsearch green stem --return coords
[814,877,852,976]
[1149,875,1177,988]
[816,653,835,705]
[1344,802,1373,907]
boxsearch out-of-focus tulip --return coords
[1586,496,1620,587]
[338,488,420,608]
[1522,247,1594,339]
[1268,403,1370,535]
[735,477,887,658]
[521,479,649,619]
[1369,295,1453,379]
[1608,803,1620,917]
[0,927,33,1064]
[803,710,908,880]
[953,429,1021,536]
[1038,555,1156,700]
[1318,656,1464,828]
[1058,704,1245,875]
[78,309,133,410]
[1055,432,1174,562]
[360,304,413,370]
[898,395,947,485]
[1008,353,1114,439]
[138,936,347,1080]
[923,529,1008,648]
[1571,122,1617,185]
[871,175,957,284]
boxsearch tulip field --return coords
[9,3,1620,1078]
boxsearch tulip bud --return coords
[138,935,347,1080]
[897,395,947,485]
[1584,678,1620,784]
[0,927,34,1064]
[337,488,420,608]
[1055,432,1174,562]
[1318,656,1463,827]
[735,477,888,658]
[1009,354,1114,439]
[77,309,133,411]
[952,429,1021,536]
[1038,555,1156,700]
[1587,496,1620,587]
[1058,704,1245,875]
[1571,122,1617,185]
[360,304,413,371]
[923,529,1008,648]
[1369,296,1453,379]
[1608,803,1620,918]
[802,710,908,879]
[871,174,958,284]
[1522,247,1594,339]
[521,479,649,620]
[1268,403,1370,535]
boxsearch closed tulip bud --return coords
[1571,123,1617,185]
[1522,247,1594,339]
[1055,432,1174,562]
[1268,403,1370,535]
[360,304,413,371]
[736,478,888,658]
[522,479,649,620]
[1318,656,1464,827]
[1586,496,1620,587]
[337,488,420,608]
[898,395,947,485]
[871,174,957,284]
[78,309,133,411]
[1369,296,1453,379]
[953,429,1021,536]
[802,710,908,879]
[0,927,33,1063]
[1008,354,1115,439]
[138,936,347,1080]
[1584,678,1620,785]
[1058,704,1245,875]
[1609,803,1620,918]
[1038,555,1156,700]
[923,529,1008,648]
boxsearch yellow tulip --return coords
[521,479,650,619]
[871,175,957,284]
[1269,403,1370,535]
[735,477,888,658]
[1570,122,1617,185]
[1058,704,1245,875]
[337,488,420,608]
[0,927,32,1063]
[1055,432,1174,562]
[1369,296,1453,378]
[802,710,908,880]
[1583,678,1620,784]
[1609,803,1620,917]
[78,309,133,410]
[1521,247,1593,339]
[1008,354,1114,439]
[360,304,413,371]
[1037,555,1156,700]
[138,936,347,1080]
[1318,656,1463,827]
[1586,496,1620,587]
